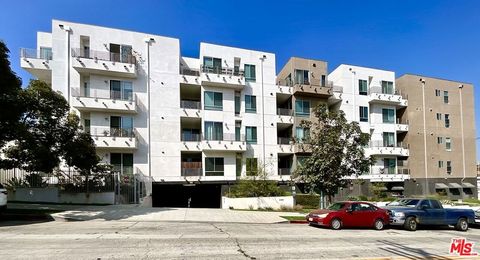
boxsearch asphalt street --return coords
[1,220,480,259]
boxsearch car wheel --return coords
[455,218,469,232]
[331,218,342,230]
[404,216,417,231]
[374,219,385,230]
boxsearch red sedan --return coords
[306,201,389,230]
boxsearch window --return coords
[204,121,223,141]
[321,75,326,87]
[381,81,394,94]
[182,128,201,142]
[235,121,241,142]
[297,156,309,167]
[359,106,369,122]
[245,95,257,113]
[436,113,442,120]
[110,80,133,101]
[244,64,256,82]
[203,56,222,72]
[431,200,442,209]
[419,200,431,209]
[438,161,444,168]
[110,153,133,175]
[295,99,310,117]
[84,119,91,134]
[382,109,395,123]
[246,126,257,144]
[246,158,258,176]
[383,132,395,147]
[236,154,242,177]
[40,47,53,60]
[359,80,368,95]
[444,114,450,128]
[445,137,451,151]
[443,91,449,104]
[446,161,452,174]
[383,158,396,174]
[110,116,133,137]
[437,137,443,144]
[109,44,133,63]
[235,92,241,115]
[205,157,224,176]
[296,127,310,143]
[204,91,223,110]
[294,69,309,84]
[435,89,441,96]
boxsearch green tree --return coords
[294,105,374,204]
[228,162,285,198]
[0,40,24,168]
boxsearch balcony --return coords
[277,108,294,124]
[278,168,292,176]
[71,91,137,114]
[181,162,203,177]
[277,79,333,98]
[180,67,201,86]
[71,48,137,78]
[91,127,137,150]
[357,173,410,182]
[367,141,409,157]
[368,87,407,106]
[180,100,202,118]
[20,48,52,83]
[294,141,312,153]
[181,133,247,152]
[200,65,245,89]
[395,119,409,132]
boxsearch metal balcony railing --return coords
[201,65,244,77]
[71,48,136,65]
[278,137,293,145]
[180,67,200,76]
[181,133,202,142]
[278,168,292,175]
[277,108,293,116]
[203,133,246,142]
[181,100,201,110]
[20,48,53,60]
[369,140,408,149]
[92,127,136,138]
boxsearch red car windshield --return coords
[328,203,346,211]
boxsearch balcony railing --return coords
[181,100,201,110]
[203,133,246,142]
[180,67,200,76]
[73,89,136,102]
[277,108,293,116]
[92,127,135,138]
[201,65,244,77]
[71,48,136,65]
[278,168,292,175]
[20,48,53,60]
[369,86,404,96]
[369,140,408,149]
[278,137,293,145]
[276,78,334,88]
[181,162,202,177]
[333,85,343,93]
[181,133,202,142]
[396,118,409,124]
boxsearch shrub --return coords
[358,195,368,201]
[295,194,320,208]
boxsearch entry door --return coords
[110,116,121,136]
[110,44,120,62]
[120,45,132,63]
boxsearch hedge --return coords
[295,194,320,208]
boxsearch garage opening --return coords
[152,183,222,208]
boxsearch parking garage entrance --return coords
[152,183,222,208]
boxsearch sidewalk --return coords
[47,204,305,223]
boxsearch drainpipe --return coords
[459,84,466,183]
[144,38,155,178]
[260,55,267,171]
[59,24,72,104]
[420,78,428,197]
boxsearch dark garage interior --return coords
[152,183,222,208]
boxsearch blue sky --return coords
[1,0,480,158]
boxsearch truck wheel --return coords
[455,218,469,231]
[404,217,417,231]
[374,219,385,230]
[331,218,342,230]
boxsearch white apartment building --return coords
[329,65,409,192]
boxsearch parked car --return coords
[384,198,475,231]
[0,183,7,213]
[306,201,389,230]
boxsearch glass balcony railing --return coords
[71,48,136,65]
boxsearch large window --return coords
[383,132,395,147]
[381,81,394,94]
[383,158,396,174]
[244,64,256,82]
[246,158,258,176]
[295,99,310,117]
[110,116,133,137]
[111,153,133,175]
[445,137,452,151]
[443,91,449,104]
[246,126,257,144]
[296,127,310,143]
[359,80,368,95]
[294,69,309,84]
[235,92,241,115]
[444,114,450,128]
[204,121,223,141]
[205,157,224,176]
[245,95,257,113]
[181,128,201,142]
[204,91,223,110]
[110,80,133,101]
[359,106,369,122]
[203,56,222,72]
[382,109,395,123]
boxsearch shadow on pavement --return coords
[0,212,55,227]
[53,206,179,221]
[377,239,451,259]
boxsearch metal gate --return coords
[115,172,152,204]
